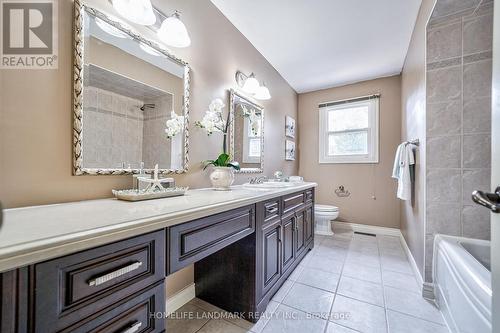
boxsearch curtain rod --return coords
[318,94,380,108]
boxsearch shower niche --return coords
[82,65,180,171]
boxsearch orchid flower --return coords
[165,111,184,139]
[195,98,226,135]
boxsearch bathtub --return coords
[433,234,491,333]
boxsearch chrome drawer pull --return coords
[121,321,142,333]
[88,261,143,287]
[266,206,278,214]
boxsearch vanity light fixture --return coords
[242,73,260,95]
[254,83,271,100]
[112,0,156,26]
[235,71,271,100]
[95,17,129,39]
[157,11,191,48]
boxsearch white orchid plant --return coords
[196,98,262,171]
[195,98,231,153]
[195,98,260,153]
[195,98,226,134]
[164,111,185,139]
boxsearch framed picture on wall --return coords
[285,140,295,161]
[285,116,296,138]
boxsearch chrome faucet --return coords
[273,171,289,182]
[249,176,268,184]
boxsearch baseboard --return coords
[399,233,427,298]
[334,221,402,237]
[166,283,196,314]
[335,221,426,296]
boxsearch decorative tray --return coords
[112,187,189,202]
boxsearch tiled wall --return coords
[82,86,144,169]
[142,95,173,169]
[425,0,492,281]
[83,86,177,170]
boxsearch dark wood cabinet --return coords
[259,218,281,297]
[1,188,315,330]
[59,282,165,333]
[0,268,31,333]
[282,192,305,214]
[304,205,314,244]
[294,210,306,256]
[195,189,315,323]
[34,231,165,333]
[168,205,255,274]
[281,214,295,273]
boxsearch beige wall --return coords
[298,75,401,228]
[400,0,436,278]
[0,0,298,296]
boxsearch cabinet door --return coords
[260,219,281,296]
[295,210,306,255]
[281,215,295,273]
[304,205,314,245]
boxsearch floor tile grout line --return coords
[293,280,339,294]
[322,232,353,333]
[386,308,448,327]
[331,292,387,310]
[378,235,391,333]
[193,317,213,333]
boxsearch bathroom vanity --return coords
[0,183,316,332]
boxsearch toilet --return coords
[314,204,339,235]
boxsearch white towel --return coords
[392,143,415,201]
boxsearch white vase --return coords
[209,167,235,190]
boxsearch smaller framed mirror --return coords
[229,89,264,173]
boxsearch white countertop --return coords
[0,182,316,273]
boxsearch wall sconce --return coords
[157,11,191,48]
[235,71,271,100]
[111,0,191,48]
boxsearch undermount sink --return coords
[243,182,299,189]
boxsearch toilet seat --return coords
[315,204,339,213]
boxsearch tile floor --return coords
[166,229,449,333]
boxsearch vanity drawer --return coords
[282,192,305,214]
[34,231,165,333]
[305,189,314,203]
[168,205,255,274]
[60,282,165,333]
[261,199,280,222]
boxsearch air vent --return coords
[354,231,376,237]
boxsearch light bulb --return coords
[242,74,260,95]
[254,85,271,100]
[157,12,191,48]
[113,0,156,26]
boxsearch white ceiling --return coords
[211,0,422,93]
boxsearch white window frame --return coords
[242,117,261,164]
[318,98,379,164]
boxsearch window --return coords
[243,117,262,163]
[319,96,379,163]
